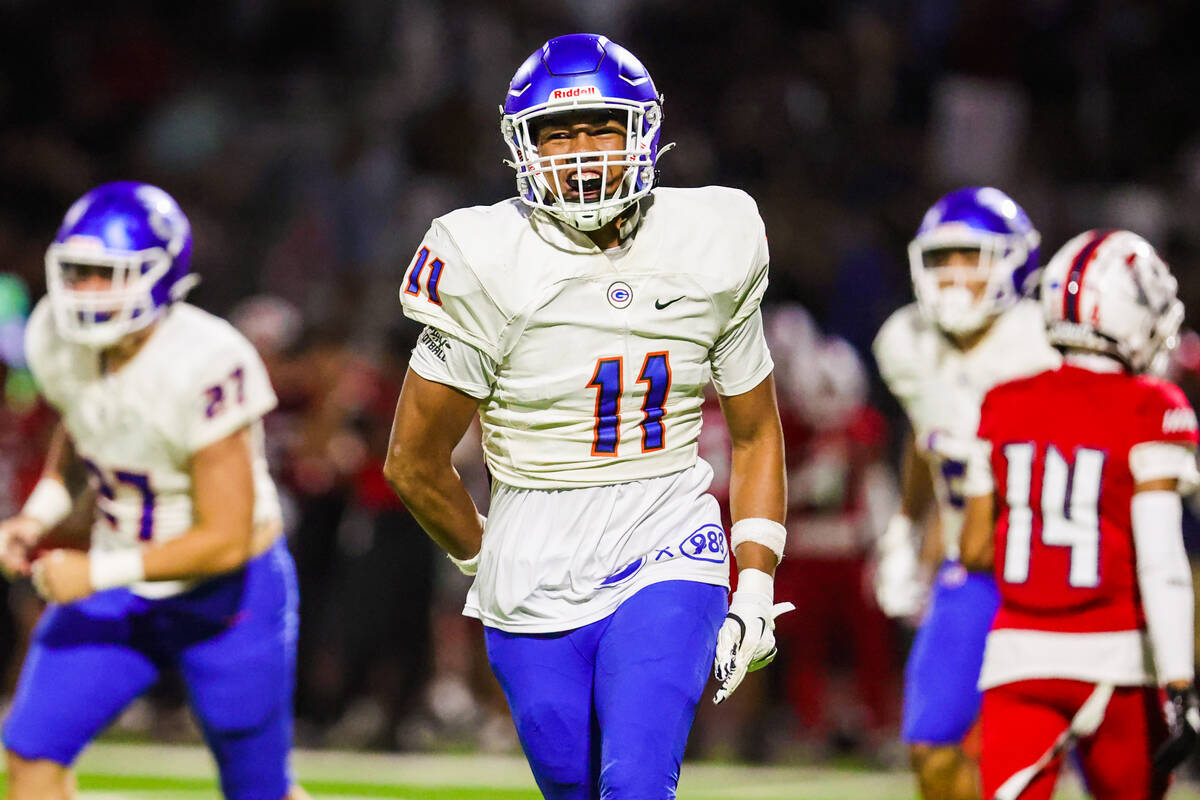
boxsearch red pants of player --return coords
[773,557,895,735]
[981,679,1170,800]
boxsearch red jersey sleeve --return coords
[1134,377,1199,449]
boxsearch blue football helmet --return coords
[45,181,195,347]
[502,34,665,231]
[908,187,1040,336]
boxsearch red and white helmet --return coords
[764,303,819,409]
[1041,229,1184,374]
[791,335,868,430]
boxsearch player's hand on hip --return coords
[872,513,926,619]
[713,568,794,705]
[0,515,46,579]
[1155,683,1200,775]
[31,549,93,604]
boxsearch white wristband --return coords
[21,478,73,530]
[447,512,487,577]
[89,549,145,591]
[448,550,480,576]
[730,517,787,564]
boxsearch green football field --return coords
[11,741,1200,799]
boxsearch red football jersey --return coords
[978,364,1198,634]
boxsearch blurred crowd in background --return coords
[3,0,1200,765]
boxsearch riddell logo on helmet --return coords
[550,86,600,101]
[64,235,105,251]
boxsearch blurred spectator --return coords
[0,276,56,693]
[771,332,900,759]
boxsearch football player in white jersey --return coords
[383,34,790,799]
[872,187,1060,800]
[0,182,305,800]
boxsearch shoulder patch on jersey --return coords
[1131,374,1198,445]
[418,326,452,363]
[1162,407,1198,434]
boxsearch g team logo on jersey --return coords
[549,86,600,101]
[608,281,633,309]
[1163,407,1198,434]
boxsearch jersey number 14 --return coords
[1002,443,1105,588]
[587,353,672,456]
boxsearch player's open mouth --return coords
[563,171,606,201]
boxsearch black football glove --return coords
[1155,684,1200,775]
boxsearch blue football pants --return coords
[485,580,727,800]
[3,539,299,800]
[901,561,999,745]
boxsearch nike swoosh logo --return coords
[655,296,685,310]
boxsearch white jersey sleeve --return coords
[710,309,773,396]
[709,192,773,395]
[24,298,80,411]
[409,325,496,401]
[872,304,926,412]
[719,202,770,336]
[399,221,509,363]
[180,330,278,453]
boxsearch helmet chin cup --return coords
[932,285,991,336]
[548,206,613,232]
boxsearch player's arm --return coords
[958,493,995,572]
[871,306,948,615]
[1131,471,1200,773]
[703,233,788,703]
[383,369,484,568]
[898,429,935,519]
[873,429,933,617]
[32,426,264,603]
[0,422,74,577]
[712,373,794,704]
[720,373,786,572]
[141,427,258,580]
[958,436,996,572]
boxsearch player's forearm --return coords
[140,524,254,580]
[958,493,995,572]
[1132,490,1196,685]
[19,425,75,526]
[728,428,785,520]
[727,432,786,576]
[385,457,482,560]
[898,431,933,520]
[41,423,73,483]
